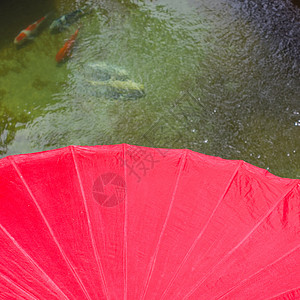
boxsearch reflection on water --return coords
[0,0,299,178]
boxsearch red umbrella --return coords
[0,144,299,299]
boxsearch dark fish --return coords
[50,9,84,32]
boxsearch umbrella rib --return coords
[182,181,300,299]
[123,144,128,300]
[140,149,188,300]
[70,146,110,299]
[265,286,300,300]
[0,271,40,300]
[9,156,93,300]
[0,224,70,300]
[216,244,300,299]
[160,159,243,300]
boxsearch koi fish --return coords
[50,9,84,32]
[55,28,79,63]
[14,15,47,45]
[87,79,145,99]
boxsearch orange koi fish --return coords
[14,15,47,45]
[55,28,79,63]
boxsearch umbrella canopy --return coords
[0,144,299,299]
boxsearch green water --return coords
[0,0,299,178]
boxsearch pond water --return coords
[0,0,299,178]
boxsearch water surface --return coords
[0,0,299,178]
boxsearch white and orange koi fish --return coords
[14,15,47,45]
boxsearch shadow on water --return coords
[291,0,300,8]
[182,0,300,178]
[233,0,300,65]
[0,0,56,50]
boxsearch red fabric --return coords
[0,144,299,299]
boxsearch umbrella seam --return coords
[9,156,93,300]
[0,270,40,300]
[141,148,189,300]
[183,180,300,299]
[70,145,110,300]
[123,143,128,300]
[217,244,300,299]
[0,224,69,300]
[160,159,243,300]
[265,286,300,300]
